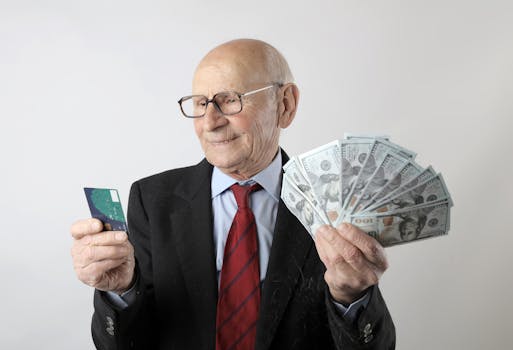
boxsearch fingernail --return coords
[115,232,126,241]
[338,223,350,231]
[91,220,101,231]
[318,225,329,236]
[321,226,336,240]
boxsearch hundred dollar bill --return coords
[343,133,390,141]
[340,139,374,212]
[343,139,416,214]
[374,166,436,206]
[364,161,424,210]
[364,173,452,214]
[348,201,451,247]
[283,157,330,223]
[281,176,329,238]
[283,157,315,203]
[351,152,410,214]
[298,140,342,224]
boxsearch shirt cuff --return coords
[331,291,371,323]
[103,276,139,310]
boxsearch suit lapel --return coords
[170,159,218,348]
[255,152,314,350]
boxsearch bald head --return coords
[191,39,299,180]
[194,39,294,90]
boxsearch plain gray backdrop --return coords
[1,0,512,348]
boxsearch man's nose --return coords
[202,101,227,130]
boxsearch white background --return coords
[1,0,512,349]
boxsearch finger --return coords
[75,258,126,287]
[317,226,363,270]
[324,264,378,297]
[88,231,128,246]
[75,244,132,268]
[317,229,382,300]
[313,227,331,265]
[337,223,388,270]
[70,218,103,239]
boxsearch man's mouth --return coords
[208,135,239,145]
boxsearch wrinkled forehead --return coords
[192,55,269,96]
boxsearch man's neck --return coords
[211,150,282,201]
[220,149,281,181]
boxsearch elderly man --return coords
[71,39,395,349]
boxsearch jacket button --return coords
[363,334,374,343]
[106,316,115,336]
[362,322,373,343]
[363,322,372,334]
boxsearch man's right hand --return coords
[71,218,135,294]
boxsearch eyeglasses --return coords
[177,83,282,118]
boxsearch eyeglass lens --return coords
[181,92,242,117]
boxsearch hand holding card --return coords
[70,188,135,294]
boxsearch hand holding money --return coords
[70,218,135,294]
[314,223,388,304]
[282,134,453,247]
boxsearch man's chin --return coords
[207,155,259,180]
[206,154,242,172]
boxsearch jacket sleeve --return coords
[325,285,396,350]
[91,181,157,349]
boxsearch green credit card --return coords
[84,187,127,231]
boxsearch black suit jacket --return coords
[91,154,395,349]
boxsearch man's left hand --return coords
[314,223,388,304]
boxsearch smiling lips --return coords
[208,135,239,145]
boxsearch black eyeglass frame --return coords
[177,82,284,118]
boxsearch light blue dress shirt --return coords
[107,151,369,321]
[211,151,282,285]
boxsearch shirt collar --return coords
[211,150,282,201]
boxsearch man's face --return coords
[303,203,314,225]
[192,61,281,179]
[324,180,340,202]
[401,220,419,241]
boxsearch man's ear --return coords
[276,83,299,129]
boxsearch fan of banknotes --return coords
[281,134,453,247]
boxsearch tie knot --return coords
[230,183,262,208]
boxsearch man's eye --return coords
[195,100,207,107]
[218,97,236,105]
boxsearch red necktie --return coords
[216,183,262,350]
